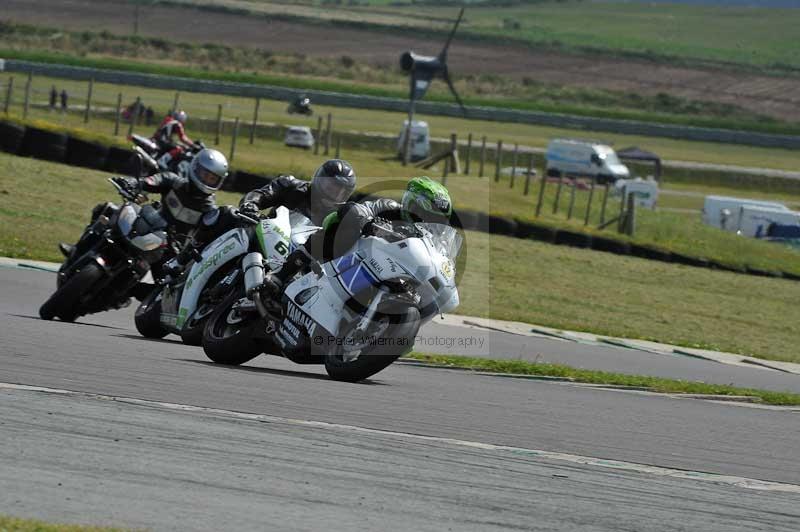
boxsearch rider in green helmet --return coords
[256,177,453,298]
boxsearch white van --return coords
[701,195,789,232]
[397,120,430,161]
[545,139,630,183]
[737,205,800,238]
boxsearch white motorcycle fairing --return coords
[162,207,293,330]
[276,223,461,354]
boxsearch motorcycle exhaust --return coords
[242,252,265,295]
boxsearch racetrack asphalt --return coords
[1,266,799,531]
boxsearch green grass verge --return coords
[3,46,800,137]
[405,353,800,407]
[4,112,800,277]
[0,514,131,532]
[2,149,799,363]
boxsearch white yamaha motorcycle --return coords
[134,207,316,345]
[201,219,462,382]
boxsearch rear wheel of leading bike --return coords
[134,288,168,339]
[202,287,263,365]
[39,263,104,322]
[324,306,420,383]
[180,302,215,346]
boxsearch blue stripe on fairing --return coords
[346,265,378,295]
[335,254,357,273]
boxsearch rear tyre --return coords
[202,287,263,365]
[325,306,420,383]
[134,289,169,339]
[39,263,104,322]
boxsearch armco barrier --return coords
[5,59,800,150]
[20,127,68,163]
[0,121,25,154]
[0,118,794,280]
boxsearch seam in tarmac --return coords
[2,381,799,494]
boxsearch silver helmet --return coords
[173,109,188,124]
[309,159,356,220]
[189,148,228,195]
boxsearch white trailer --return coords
[737,205,800,238]
[701,195,789,232]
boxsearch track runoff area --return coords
[1,264,799,531]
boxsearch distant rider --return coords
[258,176,452,298]
[151,109,194,169]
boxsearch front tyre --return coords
[202,287,263,365]
[39,263,104,322]
[325,306,420,383]
[134,288,168,339]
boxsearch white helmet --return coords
[173,110,188,124]
[189,149,228,194]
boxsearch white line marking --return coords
[2,381,799,494]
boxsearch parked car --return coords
[284,126,314,150]
[545,138,630,184]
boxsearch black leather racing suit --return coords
[240,175,326,225]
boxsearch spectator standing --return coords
[49,86,57,109]
[60,89,68,112]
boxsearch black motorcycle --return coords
[39,177,176,322]
[129,134,206,176]
[287,95,313,116]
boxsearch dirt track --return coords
[2,0,800,121]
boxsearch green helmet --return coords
[401,177,452,224]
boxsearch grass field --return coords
[1,152,799,362]
[4,112,800,275]
[4,72,800,172]
[0,514,128,532]
[174,0,800,71]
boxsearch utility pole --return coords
[133,3,140,36]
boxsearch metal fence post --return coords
[23,73,32,119]
[494,140,503,182]
[617,185,627,233]
[464,133,472,175]
[3,76,13,114]
[625,192,636,236]
[250,97,260,145]
[584,180,595,226]
[230,117,240,164]
[127,96,140,137]
[215,104,223,145]
[324,112,332,155]
[566,179,577,220]
[479,136,486,177]
[535,171,547,217]
[172,91,180,114]
[599,183,610,226]
[83,78,94,123]
[114,93,122,136]
[510,143,518,188]
[314,116,322,155]
[524,153,534,196]
[553,175,564,214]
[335,136,341,159]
